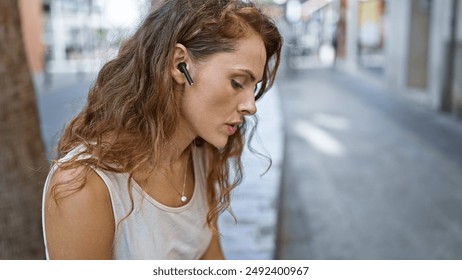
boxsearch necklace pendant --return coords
[181,195,188,203]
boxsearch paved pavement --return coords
[275,67,462,259]
[34,71,284,260]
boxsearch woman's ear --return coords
[171,43,192,85]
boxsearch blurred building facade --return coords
[338,0,462,118]
[280,0,461,119]
[19,0,150,74]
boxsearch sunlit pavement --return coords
[275,67,462,259]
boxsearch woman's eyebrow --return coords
[236,68,257,82]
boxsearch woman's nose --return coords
[237,90,257,116]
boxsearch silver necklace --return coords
[160,153,189,203]
[179,164,188,203]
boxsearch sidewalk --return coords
[276,67,462,259]
[34,72,284,260]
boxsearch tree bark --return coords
[0,0,48,259]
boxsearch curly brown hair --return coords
[52,0,282,230]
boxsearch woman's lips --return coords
[227,124,237,135]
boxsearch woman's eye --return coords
[231,80,244,90]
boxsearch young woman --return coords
[42,0,282,260]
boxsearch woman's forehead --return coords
[202,35,266,78]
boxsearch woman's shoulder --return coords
[43,164,115,259]
[47,164,110,200]
[46,143,110,200]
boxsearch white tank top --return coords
[41,145,213,259]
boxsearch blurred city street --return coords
[35,72,95,159]
[275,66,462,259]
[14,0,462,260]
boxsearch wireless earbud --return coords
[178,62,194,86]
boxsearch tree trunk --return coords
[0,0,48,259]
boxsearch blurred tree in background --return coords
[0,0,48,259]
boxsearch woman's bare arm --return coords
[43,167,115,259]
